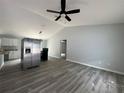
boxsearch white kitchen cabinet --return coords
[1,38,8,46]
[9,51,19,59]
[1,38,11,46]
[13,39,18,46]
[1,38,20,60]
[1,38,18,46]
[9,51,14,59]
[13,51,19,59]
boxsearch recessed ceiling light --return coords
[41,25,46,27]
[39,31,42,34]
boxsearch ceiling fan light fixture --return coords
[39,31,42,34]
[46,0,80,22]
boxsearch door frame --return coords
[60,40,67,60]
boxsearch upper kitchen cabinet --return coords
[1,38,18,46]
[1,38,11,46]
[13,39,18,46]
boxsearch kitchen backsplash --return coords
[1,46,18,51]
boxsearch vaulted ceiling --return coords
[0,0,124,39]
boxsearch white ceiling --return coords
[0,0,124,39]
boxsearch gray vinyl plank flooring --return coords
[0,58,124,93]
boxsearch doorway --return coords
[60,40,67,59]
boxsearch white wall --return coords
[48,24,124,74]
[42,40,48,48]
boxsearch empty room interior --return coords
[0,0,124,93]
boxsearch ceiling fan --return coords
[46,0,80,22]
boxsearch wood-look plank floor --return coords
[0,58,124,93]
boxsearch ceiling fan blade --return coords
[55,16,61,21]
[47,10,60,13]
[65,15,71,21]
[66,9,80,14]
[61,0,66,11]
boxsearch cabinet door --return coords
[13,39,18,46]
[13,51,19,59]
[1,38,7,46]
[2,38,11,46]
[10,39,13,46]
[9,51,14,59]
[8,39,11,46]
[32,40,40,66]
[6,38,11,46]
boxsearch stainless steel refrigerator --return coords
[21,38,41,70]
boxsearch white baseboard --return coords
[49,56,60,59]
[66,59,124,75]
